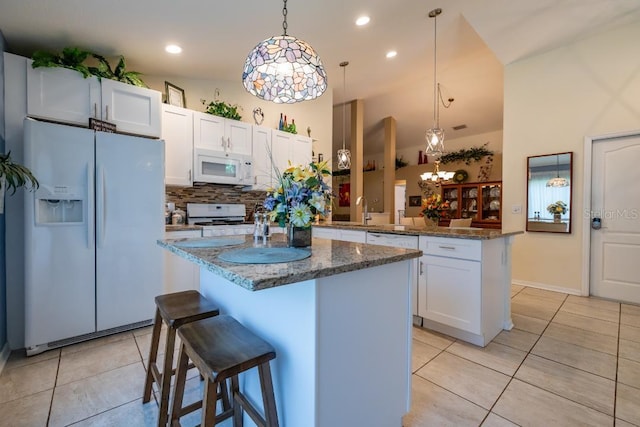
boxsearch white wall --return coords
[143,75,333,170]
[503,21,640,293]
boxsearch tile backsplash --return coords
[166,183,267,220]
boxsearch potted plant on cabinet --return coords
[0,151,39,214]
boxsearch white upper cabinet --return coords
[193,111,252,156]
[271,129,312,175]
[162,104,194,186]
[26,60,161,138]
[252,125,274,190]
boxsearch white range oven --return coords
[186,203,252,236]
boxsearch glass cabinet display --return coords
[440,181,502,229]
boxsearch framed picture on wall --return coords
[339,183,350,207]
[165,81,186,107]
[408,196,422,207]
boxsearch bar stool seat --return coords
[170,314,279,427]
[142,290,220,427]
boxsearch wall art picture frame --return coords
[409,196,422,207]
[165,81,186,108]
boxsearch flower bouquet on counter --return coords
[546,200,567,215]
[420,194,450,222]
[263,161,333,228]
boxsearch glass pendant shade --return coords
[420,160,453,185]
[425,127,445,155]
[546,176,569,187]
[337,148,351,170]
[242,35,328,104]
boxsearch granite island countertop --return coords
[315,221,523,240]
[158,234,422,291]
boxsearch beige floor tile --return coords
[493,379,613,427]
[543,322,618,355]
[0,358,58,404]
[0,388,52,427]
[4,348,59,371]
[515,354,615,415]
[559,301,620,323]
[481,413,519,427]
[446,342,527,376]
[70,397,159,426]
[615,419,638,427]
[411,340,442,373]
[135,327,174,360]
[61,331,134,356]
[132,324,155,337]
[510,284,525,293]
[618,358,640,389]
[412,326,455,350]
[416,352,510,410]
[492,328,539,352]
[57,337,142,385]
[620,339,640,363]
[511,313,548,335]
[616,383,640,426]
[620,324,640,343]
[519,287,567,302]
[49,361,145,427]
[622,303,640,315]
[566,294,620,311]
[403,375,487,427]
[531,336,617,380]
[511,295,557,320]
[621,311,640,328]
[552,311,619,337]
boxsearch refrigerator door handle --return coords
[87,163,94,248]
[97,165,106,247]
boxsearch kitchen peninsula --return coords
[159,235,421,427]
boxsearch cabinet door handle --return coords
[227,137,232,150]
[419,261,424,275]
[221,136,226,150]
[94,103,98,118]
[188,169,191,181]
[438,245,456,250]
[105,105,109,121]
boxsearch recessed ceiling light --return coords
[165,44,182,54]
[386,51,397,59]
[355,16,370,26]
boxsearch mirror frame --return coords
[526,151,573,234]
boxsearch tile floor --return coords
[0,285,639,426]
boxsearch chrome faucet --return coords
[356,196,371,225]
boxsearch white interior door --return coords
[394,183,406,223]
[590,134,640,303]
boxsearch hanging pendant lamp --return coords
[337,61,351,170]
[546,154,569,187]
[242,0,328,104]
[425,8,445,157]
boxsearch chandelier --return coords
[424,8,453,157]
[420,160,454,187]
[242,0,328,104]
[337,61,351,170]
[546,154,569,187]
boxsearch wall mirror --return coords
[526,152,573,233]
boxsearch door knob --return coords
[592,217,602,230]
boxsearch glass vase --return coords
[553,213,561,223]
[423,216,439,229]
[287,224,312,247]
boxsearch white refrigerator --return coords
[23,119,165,354]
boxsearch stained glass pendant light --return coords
[242,0,327,104]
[546,154,569,187]
[337,61,351,170]
[425,8,445,156]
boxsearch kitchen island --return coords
[159,235,422,427]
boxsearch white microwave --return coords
[193,148,253,185]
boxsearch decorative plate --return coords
[468,188,478,198]
[450,200,458,210]
[453,169,468,184]
[490,187,500,197]
[490,200,501,210]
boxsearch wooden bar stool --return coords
[170,314,279,427]
[142,290,220,427]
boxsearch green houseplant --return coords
[0,151,39,214]
[201,99,242,120]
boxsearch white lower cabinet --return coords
[418,236,507,346]
[164,230,201,293]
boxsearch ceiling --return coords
[1,0,639,155]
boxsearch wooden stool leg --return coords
[219,379,231,412]
[231,375,243,427]
[158,326,177,427]
[169,343,190,427]
[258,363,279,427]
[142,308,162,403]
[202,380,217,426]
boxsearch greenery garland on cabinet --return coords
[439,143,494,165]
[31,47,147,87]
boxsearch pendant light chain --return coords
[432,11,438,128]
[282,0,288,36]
[342,62,348,150]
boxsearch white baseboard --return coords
[0,342,10,376]
[512,279,583,296]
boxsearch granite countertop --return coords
[165,224,203,232]
[315,222,523,240]
[158,234,422,291]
